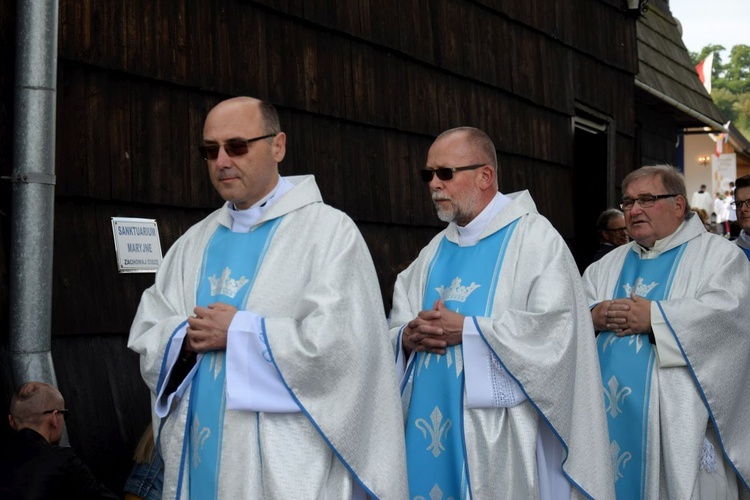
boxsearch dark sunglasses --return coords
[199,133,276,160]
[420,163,486,182]
[42,409,69,420]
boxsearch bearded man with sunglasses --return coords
[0,381,118,499]
[389,127,614,499]
[582,165,750,499]
[129,97,407,499]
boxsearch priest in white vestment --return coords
[389,127,615,499]
[583,165,750,499]
[128,97,407,499]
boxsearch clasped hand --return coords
[592,293,652,337]
[184,302,238,353]
[402,300,464,356]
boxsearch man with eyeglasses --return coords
[389,127,614,499]
[129,97,407,499]
[733,174,750,259]
[0,381,118,499]
[582,165,750,498]
[592,208,629,263]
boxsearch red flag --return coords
[695,52,713,94]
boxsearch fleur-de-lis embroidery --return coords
[414,483,455,500]
[208,352,223,380]
[191,415,212,468]
[601,333,619,352]
[415,406,452,458]
[610,440,632,482]
[603,375,632,418]
[627,333,644,354]
[417,346,464,378]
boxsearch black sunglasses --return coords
[199,133,276,160]
[420,163,486,182]
[42,409,69,420]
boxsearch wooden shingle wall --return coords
[0,0,639,493]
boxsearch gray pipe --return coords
[10,0,60,393]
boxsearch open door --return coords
[572,115,609,272]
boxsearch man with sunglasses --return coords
[129,97,407,499]
[582,165,750,498]
[1,381,118,499]
[389,127,614,499]
[733,174,750,259]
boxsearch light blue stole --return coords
[180,220,282,500]
[597,244,686,499]
[405,220,518,500]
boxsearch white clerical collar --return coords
[739,230,750,249]
[632,219,686,259]
[456,192,511,247]
[227,176,293,232]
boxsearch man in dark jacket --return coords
[0,381,118,500]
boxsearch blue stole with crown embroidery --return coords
[596,244,686,499]
[405,220,518,500]
[182,219,282,500]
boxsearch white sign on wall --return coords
[111,217,163,273]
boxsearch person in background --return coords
[592,208,629,262]
[691,207,710,231]
[0,381,118,500]
[390,126,613,499]
[690,183,713,216]
[733,174,750,259]
[583,165,750,498]
[123,424,163,500]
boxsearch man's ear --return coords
[674,194,687,217]
[8,414,18,431]
[272,132,287,163]
[479,165,495,190]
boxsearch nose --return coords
[214,145,233,168]
[628,202,645,216]
[428,173,443,191]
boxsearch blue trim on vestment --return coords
[156,319,189,395]
[459,375,473,499]
[656,301,750,493]
[259,317,379,499]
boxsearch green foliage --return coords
[694,44,750,139]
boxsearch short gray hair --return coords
[597,208,624,231]
[436,127,498,173]
[622,165,689,212]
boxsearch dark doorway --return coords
[572,118,608,272]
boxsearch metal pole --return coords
[10,0,60,392]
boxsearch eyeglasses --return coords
[198,133,276,160]
[731,199,750,211]
[605,226,627,233]
[420,164,486,182]
[42,409,69,420]
[620,194,678,211]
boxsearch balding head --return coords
[10,382,64,427]
[434,127,499,187]
[204,97,281,137]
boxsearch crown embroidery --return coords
[208,267,249,298]
[622,277,658,298]
[436,277,480,303]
